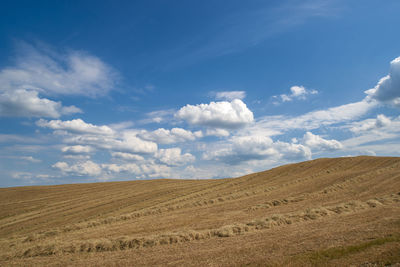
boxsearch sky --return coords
[1,0,400,187]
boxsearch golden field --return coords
[0,156,399,266]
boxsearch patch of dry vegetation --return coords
[1,156,400,266]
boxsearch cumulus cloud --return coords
[111,152,144,161]
[205,128,230,137]
[176,99,254,129]
[52,160,102,176]
[366,57,400,107]
[63,154,91,160]
[274,85,317,103]
[102,162,171,178]
[140,109,175,124]
[203,135,311,165]
[155,148,195,166]
[0,89,81,118]
[303,132,343,151]
[203,135,276,164]
[61,145,93,154]
[37,118,114,135]
[215,91,246,101]
[139,128,202,144]
[340,115,400,156]
[38,118,158,155]
[11,172,34,180]
[349,114,392,133]
[273,142,312,161]
[65,132,158,155]
[0,42,118,118]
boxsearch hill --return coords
[0,156,399,266]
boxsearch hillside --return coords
[1,156,399,266]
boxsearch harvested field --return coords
[1,156,400,266]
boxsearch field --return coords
[1,156,399,266]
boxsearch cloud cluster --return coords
[215,91,246,101]
[37,119,114,135]
[6,50,400,184]
[111,152,144,161]
[102,162,171,179]
[155,148,195,166]
[255,98,376,134]
[303,132,343,151]
[53,161,102,176]
[176,99,254,129]
[61,145,93,154]
[274,85,317,103]
[37,118,199,178]
[349,114,392,133]
[204,128,230,137]
[52,159,173,179]
[37,118,158,155]
[0,89,81,118]
[139,128,202,144]
[366,57,400,107]
[341,115,400,156]
[1,42,117,96]
[0,42,117,118]
[203,135,311,165]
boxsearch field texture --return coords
[1,156,399,266]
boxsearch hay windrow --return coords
[18,193,399,258]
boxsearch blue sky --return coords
[1,0,400,187]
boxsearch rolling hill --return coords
[1,156,399,266]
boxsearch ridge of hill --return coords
[1,156,399,266]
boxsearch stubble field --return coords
[0,156,399,266]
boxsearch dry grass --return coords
[0,156,400,266]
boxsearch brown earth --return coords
[0,156,399,266]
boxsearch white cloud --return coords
[176,99,254,129]
[274,85,318,103]
[0,42,117,118]
[0,42,118,97]
[116,132,158,154]
[273,142,312,161]
[0,134,41,143]
[37,118,158,155]
[341,115,400,149]
[215,91,246,101]
[155,148,195,166]
[102,162,171,178]
[3,155,42,163]
[139,127,202,144]
[203,135,311,165]
[0,89,81,118]
[65,132,158,155]
[303,132,343,151]
[205,128,230,137]
[37,118,114,135]
[63,154,91,160]
[108,121,135,130]
[111,152,144,161]
[140,109,175,124]
[255,98,376,134]
[52,160,102,176]
[0,42,118,118]
[366,57,400,107]
[19,156,42,163]
[349,114,392,133]
[61,145,93,154]
[11,172,34,180]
